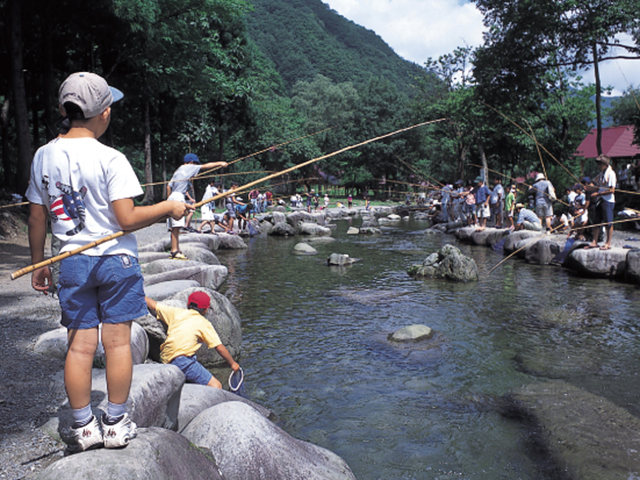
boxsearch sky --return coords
[322,0,639,96]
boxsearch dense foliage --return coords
[2,0,639,204]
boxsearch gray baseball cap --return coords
[58,72,123,119]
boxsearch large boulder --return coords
[33,427,223,480]
[524,238,563,265]
[504,380,640,480]
[625,248,640,283]
[154,287,242,367]
[46,364,184,444]
[34,323,148,365]
[182,401,356,480]
[143,265,228,291]
[269,222,297,236]
[179,245,221,265]
[502,231,541,254]
[178,384,274,433]
[565,247,627,278]
[142,259,220,275]
[144,280,201,301]
[138,252,172,264]
[407,244,478,282]
[216,233,247,250]
[272,211,286,225]
[159,233,221,252]
[298,222,331,236]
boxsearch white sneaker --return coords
[70,415,103,452]
[102,413,137,448]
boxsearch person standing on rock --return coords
[27,72,192,452]
[529,173,555,233]
[348,193,353,209]
[167,154,228,259]
[474,176,491,231]
[505,184,516,230]
[145,293,240,389]
[490,178,504,228]
[586,155,616,250]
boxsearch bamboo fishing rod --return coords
[394,155,444,187]
[12,118,445,280]
[481,101,582,185]
[192,126,335,181]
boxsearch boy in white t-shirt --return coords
[27,72,192,452]
[166,155,227,259]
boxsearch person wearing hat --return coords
[145,292,240,389]
[586,154,616,250]
[474,176,491,231]
[514,203,543,231]
[27,72,195,452]
[166,153,228,259]
[529,172,556,232]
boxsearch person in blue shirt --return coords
[514,203,543,231]
[474,176,491,231]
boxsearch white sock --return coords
[72,404,93,426]
[106,401,127,422]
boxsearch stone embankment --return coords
[451,224,640,283]
[29,218,357,480]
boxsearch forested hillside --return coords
[245,0,424,96]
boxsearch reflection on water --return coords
[218,220,640,479]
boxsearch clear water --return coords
[218,218,640,480]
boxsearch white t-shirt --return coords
[168,164,201,195]
[200,185,218,213]
[25,137,143,256]
[598,166,616,203]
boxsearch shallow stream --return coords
[218,218,640,480]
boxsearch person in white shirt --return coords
[586,155,616,250]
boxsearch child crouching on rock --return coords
[145,292,239,388]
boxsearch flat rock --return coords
[298,222,332,236]
[33,427,222,480]
[138,251,172,264]
[327,253,358,266]
[502,231,541,254]
[346,227,360,235]
[216,233,247,250]
[565,247,627,278]
[293,243,318,255]
[142,259,219,275]
[524,238,563,265]
[179,245,221,265]
[182,401,356,480]
[144,280,201,301]
[506,380,640,480]
[143,265,228,291]
[306,236,337,244]
[625,248,640,283]
[388,325,434,342]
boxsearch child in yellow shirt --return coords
[145,292,239,388]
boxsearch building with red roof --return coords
[575,125,640,160]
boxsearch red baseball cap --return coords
[188,291,211,309]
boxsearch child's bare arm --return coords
[28,203,53,294]
[215,344,240,371]
[145,296,157,315]
[112,198,194,231]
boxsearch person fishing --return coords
[167,154,228,259]
[585,155,616,250]
[27,72,192,452]
[145,292,240,389]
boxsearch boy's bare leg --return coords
[171,227,180,253]
[207,376,222,389]
[65,327,99,409]
[102,321,133,404]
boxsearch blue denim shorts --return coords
[58,254,147,329]
[170,355,213,385]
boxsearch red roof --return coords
[575,125,640,159]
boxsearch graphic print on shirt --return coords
[47,177,88,236]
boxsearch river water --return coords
[217,218,640,480]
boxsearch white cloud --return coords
[323,0,485,65]
[323,0,637,95]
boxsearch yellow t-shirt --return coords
[156,304,222,364]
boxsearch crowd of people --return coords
[431,155,618,249]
